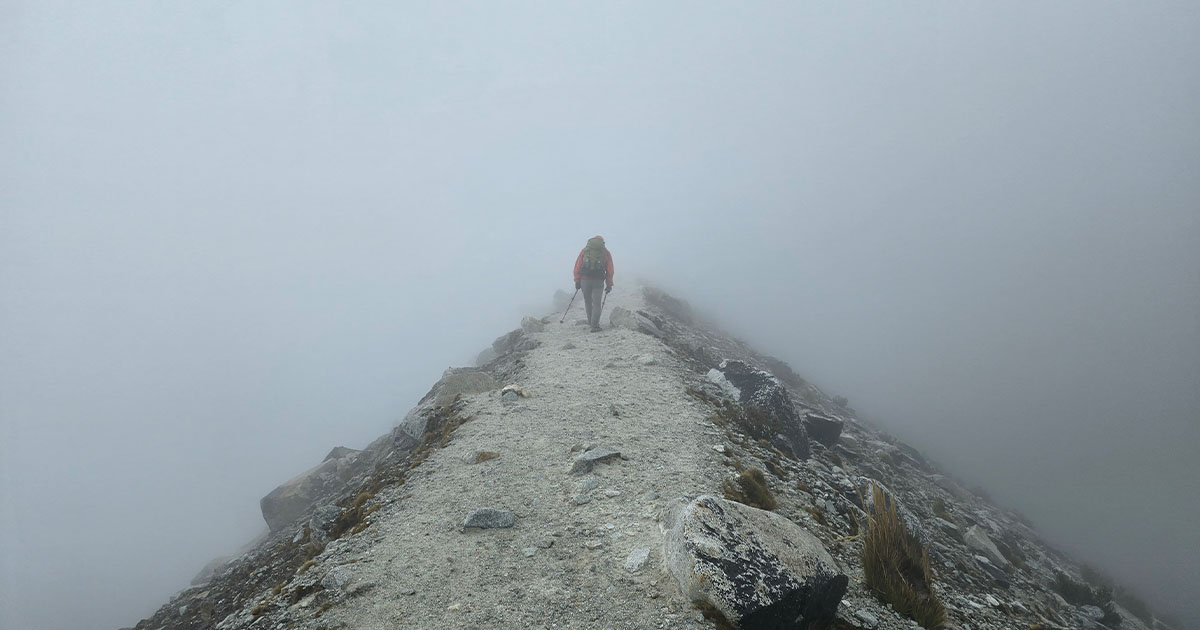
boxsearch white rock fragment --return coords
[705,368,741,401]
[624,547,651,573]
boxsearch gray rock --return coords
[322,566,352,591]
[609,307,664,337]
[572,494,592,505]
[636,354,658,366]
[964,525,1009,567]
[427,371,499,409]
[624,548,651,573]
[578,477,601,493]
[308,504,343,543]
[561,342,577,350]
[570,446,623,474]
[521,316,545,333]
[260,447,364,531]
[854,609,879,628]
[973,555,1009,586]
[475,347,498,366]
[501,390,520,403]
[462,508,516,529]
[1079,604,1105,621]
[492,329,524,355]
[662,495,848,628]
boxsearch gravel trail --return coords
[307,284,726,629]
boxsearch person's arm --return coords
[605,251,615,288]
[573,250,584,287]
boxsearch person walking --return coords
[573,235,614,332]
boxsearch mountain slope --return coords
[128,282,1168,630]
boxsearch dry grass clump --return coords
[861,483,946,629]
[722,468,777,511]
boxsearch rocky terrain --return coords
[127,282,1175,630]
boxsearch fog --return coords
[2,2,1197,629]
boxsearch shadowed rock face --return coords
[802,413,843,448]
[662,495,848,629]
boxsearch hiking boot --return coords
[590,325,601,332]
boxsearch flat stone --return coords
[570,446,623,475]
[624,548,651,573]
[854,609,880,628]
[462,508,516,529]
[578,477,601,493]
[572,494,592,505]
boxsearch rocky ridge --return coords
[128,282,1170,630]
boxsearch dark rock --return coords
[570,446,623,474]
[708,360,811,460]
[802,413,843,448]
[662,495,848,629]
[973,554,1011,587]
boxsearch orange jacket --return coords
[573,246,614,287]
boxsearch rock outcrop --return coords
[707,359,812,460]
[259,446,363,531]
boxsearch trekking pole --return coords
[559,289,579,323]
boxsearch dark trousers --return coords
[581,276,605,328]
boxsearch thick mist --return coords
[3,3,1198,629]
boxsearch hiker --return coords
[573,235,614,332]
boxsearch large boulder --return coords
[492,328,540,356]
[707,360,812,460]
[662,495,848,629]
[259,447,363,532]
[964,525,1010,568]
[609,307,664,337]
